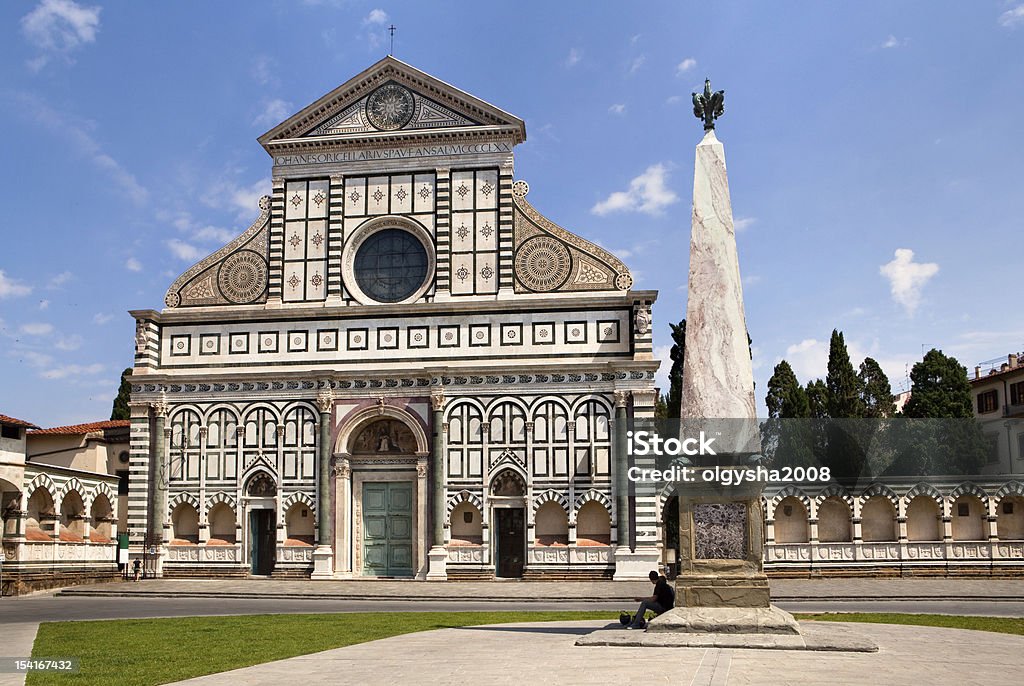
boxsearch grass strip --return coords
[28,611,609,686]
[794,612,1024,636]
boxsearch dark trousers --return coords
[628,599,666,628]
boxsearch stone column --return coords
[151,396,169,576]
[427,390,448,580]
[612,390,657,579]
[335,457,351,576]
[311,388,334,579]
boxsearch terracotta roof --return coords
[970,365,1024,384]
[0,414,39,429]
[29,420,130,435]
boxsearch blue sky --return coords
[1,1,1023,426]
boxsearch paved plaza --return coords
[167,619,1024,686]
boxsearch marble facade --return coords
[127,57,660,580]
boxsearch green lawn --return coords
[794,612,1024,636]
[28,611,610,686]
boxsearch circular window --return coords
[353,228,429,303]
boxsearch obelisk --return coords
[647,79,798,634]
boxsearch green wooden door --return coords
[362,482,413,577]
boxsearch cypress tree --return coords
[826,329,864,419]
[859,357,896,419]
[666,319,686,419]
[111,367,133,420]
[766,360,810,419]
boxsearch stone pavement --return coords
[56,577,1024,601]
[0,623,40,686]
[168,619,1024,685]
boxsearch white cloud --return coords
[565,48,582,68]
[14,93,147,204]
[880,34,905,49]
[629,55,646,74]
[47,271,73,289]
[879,248,939,315]
[591,164,679,216]
[251,55,278,86]
[38,299,50,310]
[0,271,32,298]
[40,362,104,380]
[20,322,54,336]
[166,239,203,262]
[93,313,114,325]
[55,334,83,351]
[666,95,683,106]
[608,103,626,116]
[20,0,101,70]
[364,8,388,25]
[742,274,762,288]
[676,58,697,75]
[125,257,142,272]
[200,177,270,222]
[253,98,293,128]
[21,350,54,369]
[998,5,1024,28]
[734,216,756,232]
[781,338,828,383]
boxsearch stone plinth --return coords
[647,605,800,634]
[611,546,661,581]
[310,545,334,580]
[426,545,448,581]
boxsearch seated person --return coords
[627,570,675,629]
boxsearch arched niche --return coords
[449,501,483,546]
[534,501,568,546]
[285,501,314,546]
[861,496,897,542]
[906,496,941,542]
[490,469,526,497]
[336,406,428,456]
[817,497,851,543]
[90,493,114,542]
[774,496,810,544]
[171,503,199,544]
[952,495,986,541]
[576,501,611,546]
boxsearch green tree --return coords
[765,360,810,419]
[654,393,669,419]
[886,348,989,477]
[763,360,814,468]
[805,379,829,419]
[902,349,973,419]
[665,319,686,419]
[111,367,133,420]
[826,330,864,419]
[859,357,896,419]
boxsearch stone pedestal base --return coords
[612,546,661,581]
[646,605,801,635]
[676,571,771,608]
[426,546,448,581]
[310,545,334,580]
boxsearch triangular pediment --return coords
[258,57,525,151]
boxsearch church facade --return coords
[127,58,661,580]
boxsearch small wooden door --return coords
[495,508,525,578]
[249,509,275,575]
[362,482,413,577]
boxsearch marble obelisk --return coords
[648,80,798,634]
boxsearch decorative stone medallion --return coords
[217,250,268,304]
[693,502,748,560]
[365,84,415,131]
[515,236,571,292]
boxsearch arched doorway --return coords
[491,469,526,578]
[245,472,277,575]
[345,416,422,578]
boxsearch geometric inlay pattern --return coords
[514,236,571,292]
[217,250,268,304]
